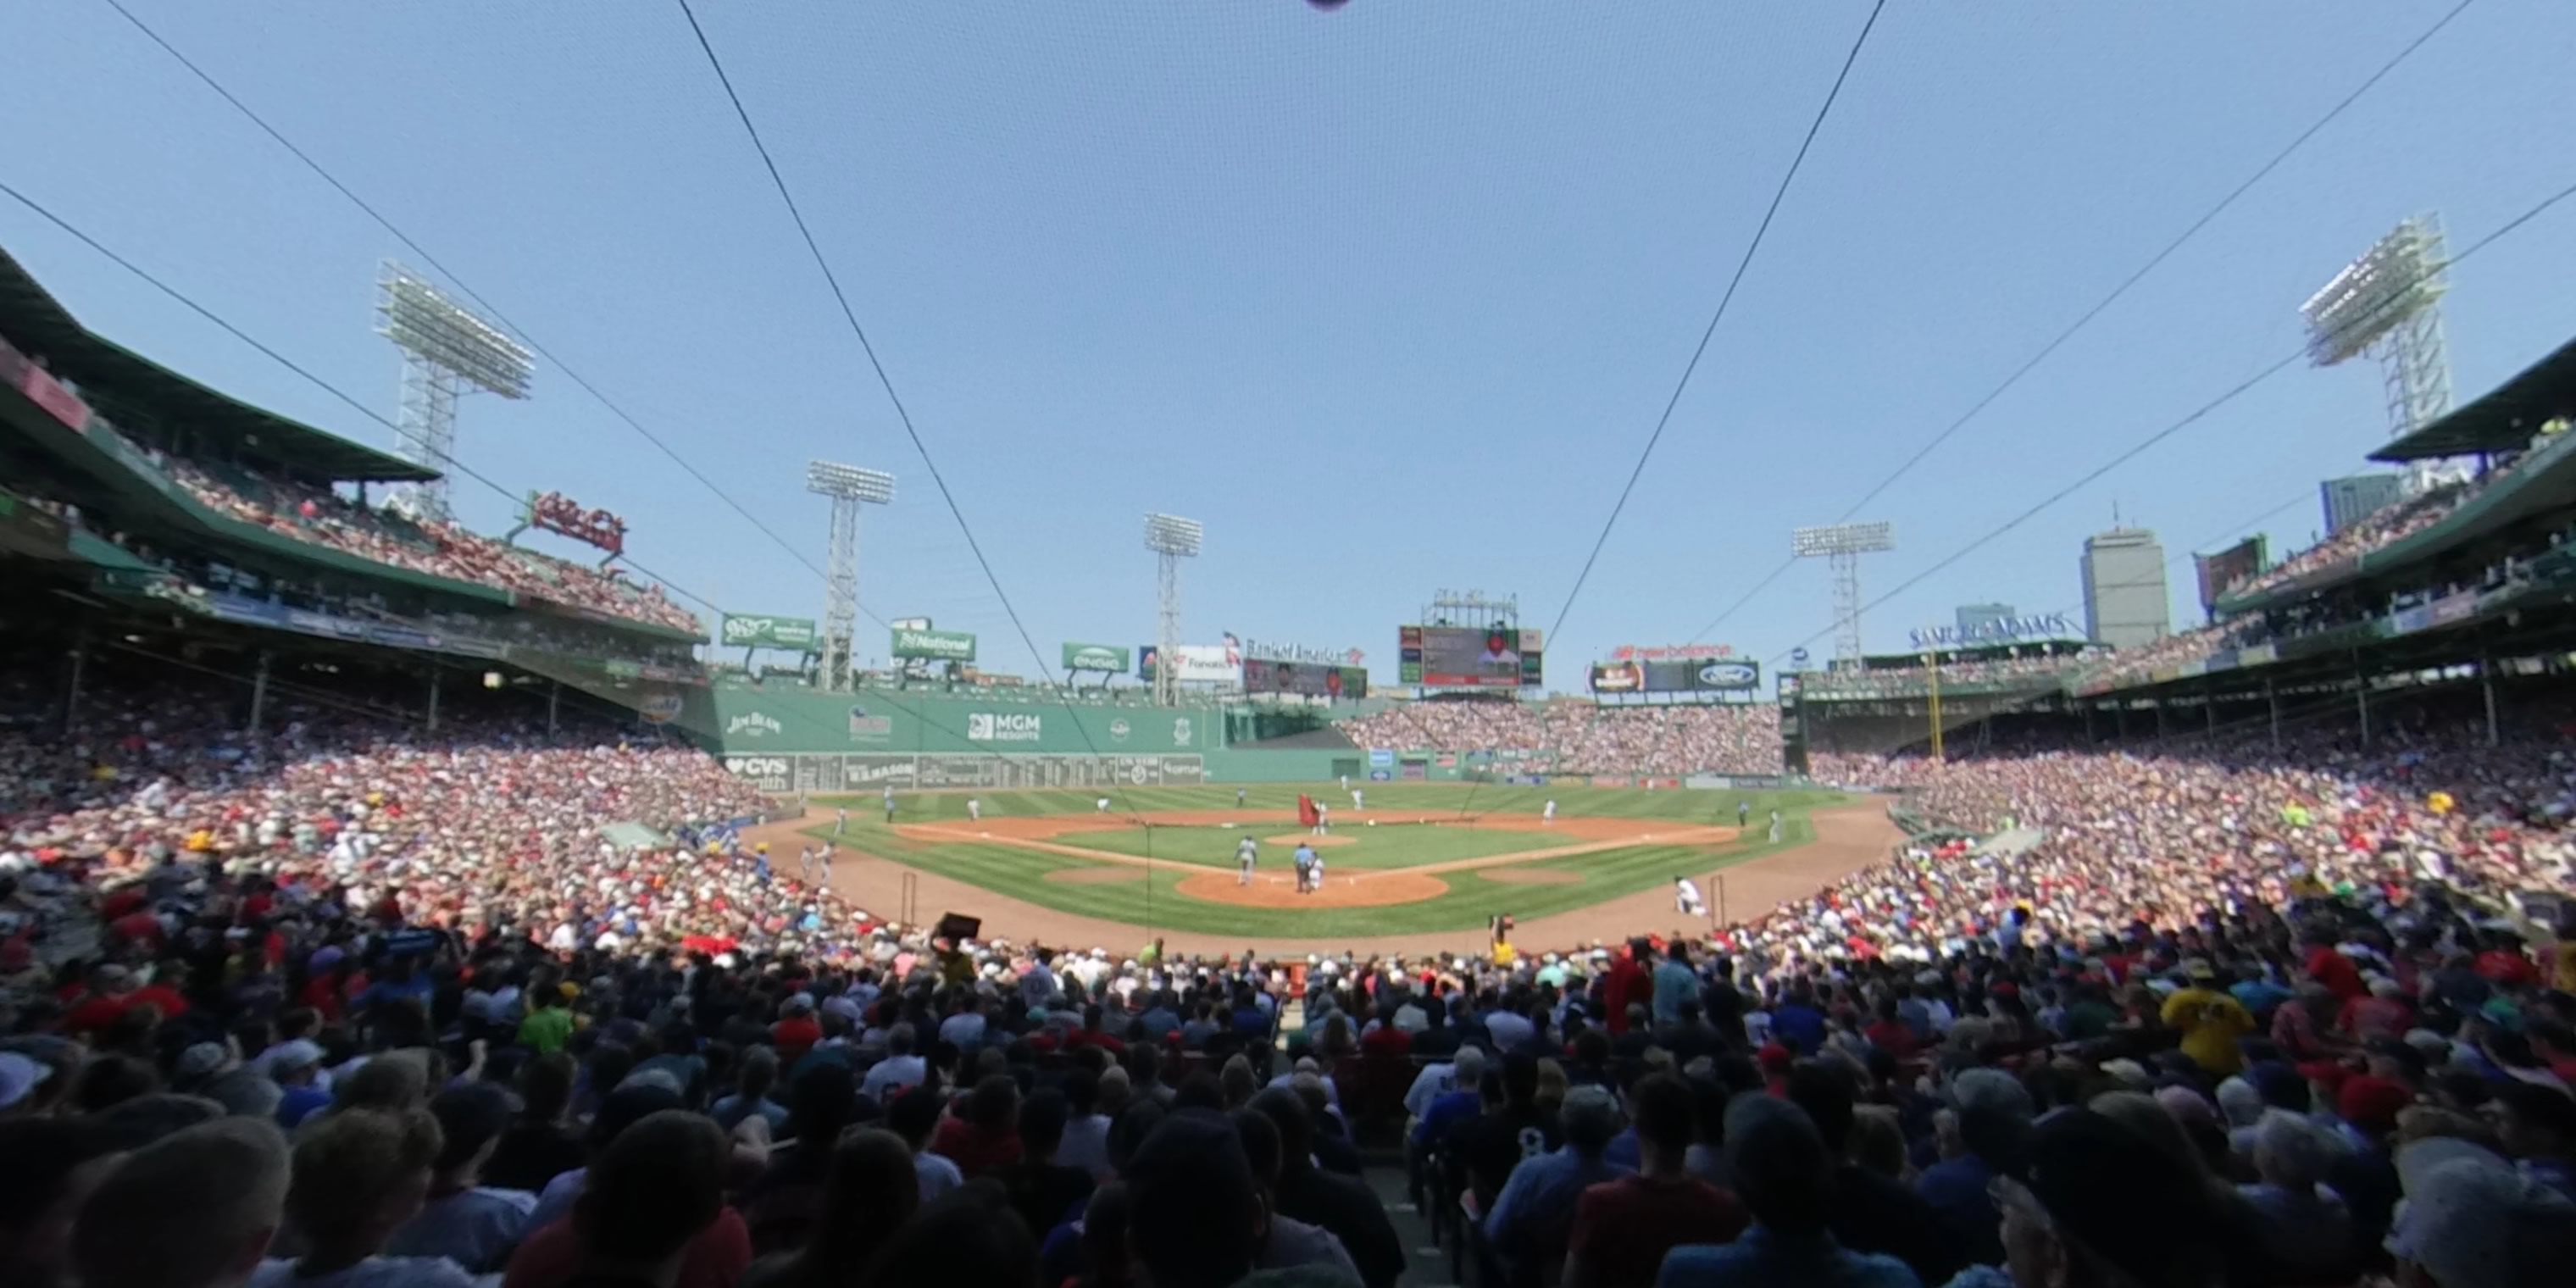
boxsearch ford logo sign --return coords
[1698,662,1757,689]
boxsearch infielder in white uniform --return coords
[1236,836,1259,886]
[968,797,982,823]
[1674,875,1706,918]
[1096,797,1112,814]
[817,842,835,884]
[1351,789,1364,812]
[1313,802,1330,836]
[1543,799,1557,824]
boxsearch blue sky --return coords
[6,0,2573,691]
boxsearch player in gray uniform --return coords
[1237,836,1260,886]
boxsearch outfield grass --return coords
[1068,822,1558,870]
[803,783,1851,937]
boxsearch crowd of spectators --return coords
[151,454,700,636]
[1337,701,1781,776]
[1801,652,2100,699]
[2223,484,2480,605]
[9,661,2576,1287]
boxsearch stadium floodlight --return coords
[1145,513,1203,706]
[1791,521,1895,665]
[375,262,533,523]
[808,461,896,691]
[2301,214,2454,449]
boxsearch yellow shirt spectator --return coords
[2160,985,2253,1075]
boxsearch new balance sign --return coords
[966,712,1043,743]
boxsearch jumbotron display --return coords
[1399,625,1543,687]
[1241,658,1368,698]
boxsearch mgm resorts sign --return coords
[965,711,1044,743]
[1907,612,2078,650]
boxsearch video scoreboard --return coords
[1399,625,1542,687]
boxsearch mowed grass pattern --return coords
[1068,823,1558,870]
[804,784,1849,937]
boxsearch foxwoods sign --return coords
[1907,613,2078,650]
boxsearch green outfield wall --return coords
[712,685,1222,757]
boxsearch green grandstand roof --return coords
[0,245,436,483]
[2371,332,2576,463]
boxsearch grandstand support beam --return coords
[2206,680,2218,736]
[548,680,562,736]
[2267,678,2280,750]
[62,639,86,736]
[2480,647,2500,748]
[248,650,272,732]
[427,669,441,735]
[2354,657,2370,750]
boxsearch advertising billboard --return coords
[1242,658,1369,699]
[1906,613,2079,650]
[1594,658,1759,692]
[1591,660,1646,693]
[1136,644,1241,684]
[1061,642,1131,673]
[1399,625,1542,687]
[720,613,820,651]
[1652,658,1762,691]
[891,626,977,662]
[2196,536,2270,614]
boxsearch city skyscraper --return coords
[2082,528,2171,649]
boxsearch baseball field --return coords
[741,783,1900,957]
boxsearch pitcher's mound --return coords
[1045,868,1146,886]
[1178,869,1445,908]
[1264,834,1356,847]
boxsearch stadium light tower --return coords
[1144,513,1203,707]
[2301,214,2455,482]
[375,261,533,523]
[808,461,895,691]
[1791,521,1895,666]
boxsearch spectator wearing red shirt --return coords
[1602,939,1652,1036]
[769,996,823,1065]
[63,963,190,1036]
[1863,997,1918,1061]
[2475,932,2541,989]
[2301,931,2367,1002]
[1361,1013,1413,1059]
[930,1075,1024,1180]
[1564,1073,1746,1288]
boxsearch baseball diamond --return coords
[731,783,1887,952]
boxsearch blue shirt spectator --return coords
[1652,956,1698,1025]
[1659,1225,1922,1288]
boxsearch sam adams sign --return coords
[1907,613,2078,650]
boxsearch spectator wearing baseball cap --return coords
[1659,1094,1919,1287]
[72,1117,291,1288]
[248,1107,465,1288]
[387,1082,535,1274]
[1985,1108,2220,1288]
[2385,1135,2576,1288]
[1564,1073,1746,1288]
